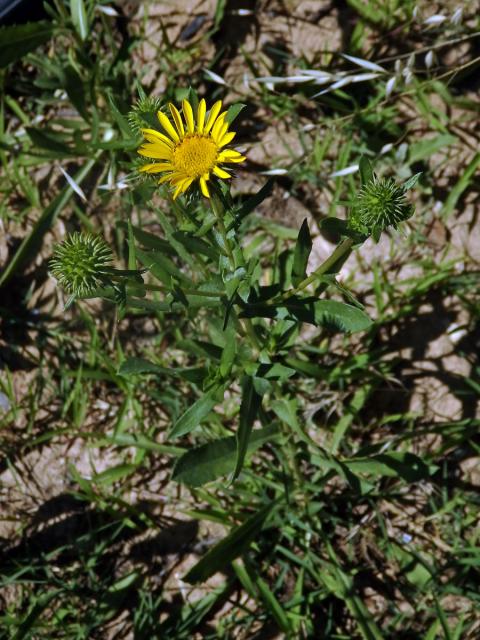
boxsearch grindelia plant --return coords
[50,90,419,586]
[137,98,246,199]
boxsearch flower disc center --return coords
[173,135,218,178]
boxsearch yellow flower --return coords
[137,98,246,199]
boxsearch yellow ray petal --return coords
[141,128,174,147]
[215,121,229,144]
[213,166,232,179]
[199,174,210,197]
[138,145,172,160]
[139,162,174,173]
[139,139,172,156]
[173,177,194,199]
[157,110,179,142]
[159,172,181,184]
[218,150,246,163]
[196,99,206,134]
[218,131,236,147]
[204,100,222,134]
[182,99,194,133]
[169,103,185,137]
[211,112,227,140]
[170,172,190,184]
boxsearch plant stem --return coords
[210,195,236,270]
[281,237,354,301]
[141,283,224,297]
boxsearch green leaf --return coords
[214,0,227,28]
[172,231,218,260]
[255,362,296,380]
[408,133,456,164]
[99,432,184,456]
[93,463,137,486]
[256,577,292,634]
[107,93,133,139]
[291,218,312,286]
[184,502,275,584]
[0,21,53,68]
[119,357,205,384]
[228,180,273,231]
[26,127,73,157]
[63,64,89,121]
[225,102,246,125]
[402,172,422,191]
[136,248,189,285]
[119,223,177,255]
[169,385,223,439]
[346,452,436,482]
[242,298,372,333]
[127,220,136,271]
[443,152,480,219]
[233,377,263,481]
[0,156,98,287]
[359,156,374,185]
[172,424,278,486]
[12,590,60,638]
[71,0,89,41]
[311,300,372,332]
[321,217,365,242]
[119,357,172,376]
[219,327,236,378]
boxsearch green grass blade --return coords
[184,502,276,584]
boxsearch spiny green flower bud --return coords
[50,232,113,297]
[348,176,414,241]
[128,94,163,134]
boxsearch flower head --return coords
[348,176,414,240]
[50,232,113,297]
[137,99,246,199]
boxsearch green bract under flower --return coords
[348,176,414,240]
[50,232,113,297]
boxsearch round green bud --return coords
[50,232,113,297]
[348,176,414,239]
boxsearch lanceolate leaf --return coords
[359,156,374,186]
[0,22,53,68]
[233,377,264,481]
[70,0,89,41]
[172,424,279,486]
[346,451,436,482]
[184,502,276,584]
[169,385,223,439]
[242,298,372,333]
[226,102,247,124]
[291,218,312,286]
[228,180,274,231]
[310,299,372,332]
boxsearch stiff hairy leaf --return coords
[226,102,246,124]
[359,156,374,185]
[347,451,436,482]
[172,424,278,486]
[242,298,372,333]
[291,218,312,286]
[0,21,53,68]
[119,357,205,384]
[169,385,223,438]
[228,180,273,230]
[233,377,264,480]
